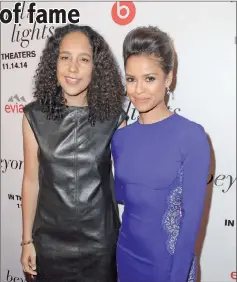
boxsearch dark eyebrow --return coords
[79,52,92,58]
[143,73,158,76]
[59,51,70,55]
[126,73,158,77]
[125,73,134,77]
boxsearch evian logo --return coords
[231,271,237,280]
[5,94,27,114]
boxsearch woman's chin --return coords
[63,88,87,97]
[135,105,151,114]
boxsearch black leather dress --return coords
[23,101,126,282]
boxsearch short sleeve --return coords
[23,101,40,145]
[23,103,33,124]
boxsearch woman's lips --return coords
[134,98,150,103]
[65,76,80,84]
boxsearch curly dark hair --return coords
[33,24,125,125]
[123,26,174,75]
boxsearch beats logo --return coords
[111,2,136,25]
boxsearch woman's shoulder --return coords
[175,114,209,154]
[23,100,41,114]
[112,120,137,143]
[175,114,206,136]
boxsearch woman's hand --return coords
[20,243,37,276]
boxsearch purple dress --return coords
[111,113,210,282]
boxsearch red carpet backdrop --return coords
[1,1,236,281]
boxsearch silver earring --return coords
[57,81,60,87]
[167,87,174,100]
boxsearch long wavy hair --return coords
[33,24,125,126]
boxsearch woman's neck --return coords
[139,102,173,124]
[64,92,88,107]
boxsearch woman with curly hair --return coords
[20,24,126,282]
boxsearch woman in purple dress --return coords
[111,26,210,282]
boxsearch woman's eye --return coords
[60,56,69,60]
[81,58,89,63]
[146,76,155,82]
[126,77,134,82]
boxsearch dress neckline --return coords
[66,105,89,111]
[136,113,177,126]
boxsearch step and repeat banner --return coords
[1,1,236,282]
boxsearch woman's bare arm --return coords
[21,114,39,242]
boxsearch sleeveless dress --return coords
[111,113,210,282]
[23,101,127,282]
